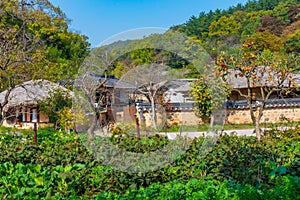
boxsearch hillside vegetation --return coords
[90,0,299,79]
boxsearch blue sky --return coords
[49,0,249,47]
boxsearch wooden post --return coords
[33,122,37,143]
[135,114,140,140]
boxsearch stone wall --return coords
[139,107,300,127]
[227,107,300,124]
[141,110,202,128]
[166,111,203,126]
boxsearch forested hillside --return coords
[172,0,300,56]
[91,0,299,79]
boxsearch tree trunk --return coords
[87,112,99,139]
[256,105,264,142]
[87,121,95,139]
[210,115,214,127]
[0,88,13,126]
[135,115,141,139]
[150,96,158,130]
[250,105,264,143]
[55,121,58,130]
[246,80,263,143]
[254,119,261,142]
[249,106,260,142]
[0,113,3,126]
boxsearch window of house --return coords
[119,91,126,104]
[22,107,26,122]
[31,108,38,122]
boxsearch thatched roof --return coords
[0,79,71,109]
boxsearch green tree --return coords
[190,77,212,118]
[0,0,42,123]
[56,107,75,133]
[244,31,284,53]
[112,61,128,78]
[272,0,299,22]
[191,75,229,123]
[38,88,72,129]
[285,30,300,53]
[208,16,242,38]
[0,0,89,124]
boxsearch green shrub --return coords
[0,126,299,198]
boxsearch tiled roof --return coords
[75,74,136,89]
[226,98,300,109]
[136,102,194,112]
[226,66,300,89]
[136,98,300,112]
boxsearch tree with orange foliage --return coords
[216,42,299,142]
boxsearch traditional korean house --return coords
[225,67,300,123]
[0,79,71,129]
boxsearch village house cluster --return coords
[1,69,300,130]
